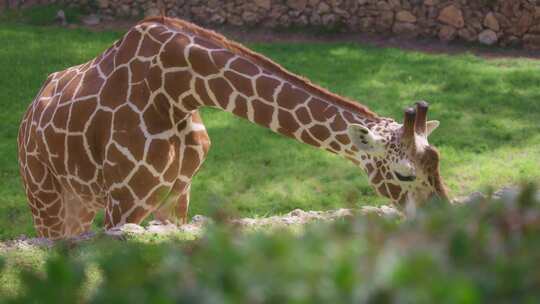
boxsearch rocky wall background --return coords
[12,0,540,49]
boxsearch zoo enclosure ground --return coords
[1,6,539,240]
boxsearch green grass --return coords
[0,3,84,25]
[1,16,540,239]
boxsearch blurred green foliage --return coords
[1,185,539,303]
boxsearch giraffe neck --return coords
[138,19,381,160]
[198,61,378,158]
[118,19,383,162]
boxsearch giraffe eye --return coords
[394,171,416,182]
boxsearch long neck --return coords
[138,20,380,158]
[172,32,377,158]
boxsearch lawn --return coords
[1,14,540,240]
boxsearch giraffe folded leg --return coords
[153,183,191,225]
[103,193,150,230]
[103,182,183,229]
[103,112,210,229]
[61,188,98,237]
[152,112,210,225]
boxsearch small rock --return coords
[97,0,109,9]
[289,209,306,217]
[458,27,477,42]
[294,14,309,26]
[147,222,178,235]
[333,208,353,218]
[360,205,402,219]
[377,11,394,30]
[106,223,145,237]
[387,0,400,9]
[12,241,35,251]
[396,10,416,23]
[393,22,418,36]
[281,216,300,225]
[478,29,498,45]
[524,34,540,50]
[118,4,131,17]
[81,14,100,26]
[493,187,519,202]
[191,214,210,225]
[254,0,271,10]
[317,2,330,14]
[452,191,486,204]
[69,232,96,243]
[122,223,145,233]
[494,12,510,29]
[228,14,244,26]
[210,14,225,24]
[504,35,521,47]
[27,237,55,248]
[380,205,402,219]
[358,17,374,30]
[233,218,257,227]
[483,12,499,31]
[131,8,141,18]
[438,25,457,41]
[102,15,114,22]
[516,12,532,36]
[287,0,307,11]
[377,1,391,11]
[145,7,160,17]
[469,19,483,31]
[242,11,259,24]
[55,10,67,26]
[206,0,220,9]
[500,0,514,18]
[178,224,203,235]
[438,5,464,28]
[529,24,540,34]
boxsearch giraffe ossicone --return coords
[17,17,448,239]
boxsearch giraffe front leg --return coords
[152,111,210,225]
[103,183,174,229]
[153,182,191,225]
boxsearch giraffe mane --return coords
[139,16,379,120]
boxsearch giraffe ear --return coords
[426,120,440,136]
[347,124,385,153]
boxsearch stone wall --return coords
[51,0,540,49]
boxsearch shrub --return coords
[2,185,539,303]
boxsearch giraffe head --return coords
[347,101,448,206]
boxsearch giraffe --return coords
[17,17,448,239]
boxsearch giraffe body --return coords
[18,17,447,239]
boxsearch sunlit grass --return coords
[1,20,539,239]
